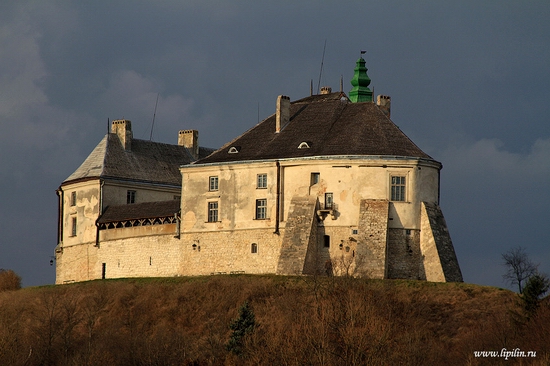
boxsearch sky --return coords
[1,1,549,289]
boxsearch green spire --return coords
[349,56,373,103]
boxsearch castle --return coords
[55,57,463,284]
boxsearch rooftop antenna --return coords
[340,75,343,92]
[149,93,159,141]
[107,118,109,134]
[316,39,327,94]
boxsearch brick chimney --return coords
[178,130,199,160]
[377,95,391,118]
[275,95,290,133]
[111,119,133,150]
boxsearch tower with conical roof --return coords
[349,54,373,103]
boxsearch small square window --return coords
[70,191,76,206]
[208,201,219,222]
[352,229,358,235]
[311,172,320,185]
[209,176,219,191]
[127,190,136,204]
[257,174,267,189]
[255,199,267,219]
[390,176,406,201]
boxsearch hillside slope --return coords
[0,276,548,365]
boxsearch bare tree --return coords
[502,246,538,293]
[0,269,21,292]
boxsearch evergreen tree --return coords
[522,273,550,317]
[226,301,256,355]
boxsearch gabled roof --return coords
[97,200,180,224]
[63,134,214,186]
[195,93,433,165]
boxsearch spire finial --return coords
[349,52,373,103]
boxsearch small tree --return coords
[502,247,537,293]
[226,301,256,356]
[522,273,550,317]
[0,269,21,292]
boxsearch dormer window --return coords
[228,146,240,154]
[298,142,311,149]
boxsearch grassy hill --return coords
[0,275,548,365]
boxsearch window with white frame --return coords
[209,176,219,191]
[257,173,267,189]
[208,201,219,222]
[325,192,334,209]
[390,176,406,201]
[255,199,267,219]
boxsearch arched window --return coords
[251,243,258,254]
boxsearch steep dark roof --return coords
[97,200,180,224]
[196,93,432,165]
[63,134,214,186]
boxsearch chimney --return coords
[320,86,332,95]
[111,119,133,150]
[377,95,391,118]
[275,95,290,133]
[178,129,199,160]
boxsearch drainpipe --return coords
[274,161,281,235]
[437,168,441,205]
[95,220,101,248]
[174,211,181,239]
[56,187,64,245]
[95,179,105,247]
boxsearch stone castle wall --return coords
[57,202,462,283]
[386,228,425,280]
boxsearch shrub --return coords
[0,269,21,291]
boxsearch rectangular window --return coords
[311,172,320,185]
[127,190,136,204]
[255,199,267,219]
[208,201,219,222]
[251,243,258,253]
[325,193,334,209]
[257,174,267,189]
[71,217,77,236]
[70,191,76,206]
[209,176,219,191]
[324,235,330,248]
[391,176,406,201]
